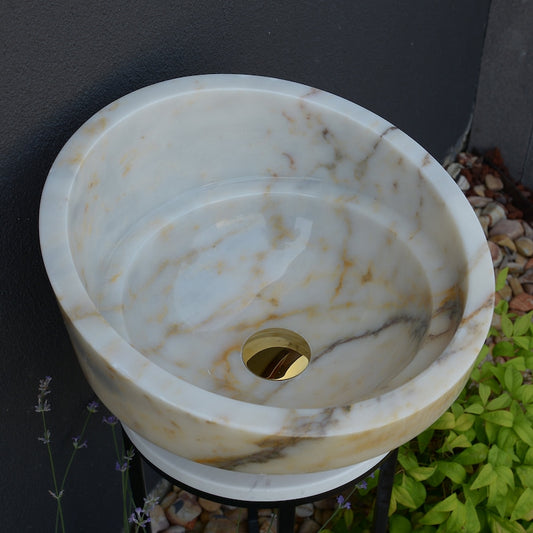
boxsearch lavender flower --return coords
[72,436,88,449]
[128,507,151,527]
[102,415,118,426]
[336,495,351,509]
[35,398,51,413]
[356,480,368,490]
[124,447,135,461]
[48,489,64,500]
[128,496,158,528]
[86,400,99,413]
[115,461,130,472]
[39,376,52,394]
[38,429,52,445]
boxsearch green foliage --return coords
[327,276,533,532]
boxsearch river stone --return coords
[469,195,492,208]
[478,215,490,237]
[510,293,533,312]
[295,503,315,518]
[482,202,506,226]
[457,175,470,191]
[516,237,533,257]
[509,277,524,296]
[485,173,504,191]
[161,526,186,533]
[166,492,202,526]
[523,221,533,239]
[489,219,524,240]
[150,504,170,533]
[299,519,322,533]
[160,491,179,509]
[204,517,240,533]
[498,284,512,301]
[474,184,486,196]
[447,162,463,179]
[490,235,516,252]
[488,241,503,267]
[198,498,222,513]
[519,269,533,284]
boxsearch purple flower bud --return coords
[102,415,118,426]
[86,401,99,413]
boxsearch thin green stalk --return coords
[41,411,65,533]
[121,469,129,532]
[110,424,122,461]
[59,411,93,492]
[318,484,358,532]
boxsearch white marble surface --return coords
[40,75,494,474]
[123,424,386,501]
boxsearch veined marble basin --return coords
[40,75,494,474]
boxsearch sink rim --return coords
[39,74,494,444]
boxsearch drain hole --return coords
[242,328,311,381]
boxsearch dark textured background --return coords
[1,2,490,529]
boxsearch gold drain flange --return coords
[241,328,311,381]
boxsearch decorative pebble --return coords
[519,269,533,284]
[203,517,240,533]
[515,237,533,257]
[523,284,533,295]
[490,235,517,252]
[478,215,490,237]
[150,504,171,533]
[198,498,222,513]
[481,202,506,227]
[223,507,247,522]
[498,284,512,301]
[298,519,322,533]
[166,492,202,527]
[509,293,533,312]
[506,261,526,275]
[457,175,470,191]
[488,241,503,267]
[160,491,179,509]
[473,184,486,196]
[489,219,524,240]
[447,162,463,180]
[259,516,277,533]
[468,195,492,208]
[162,526,186,533]
[313,497,336,510]
[509,277,524,296]
[485,173,504,191]
[295,503,315,518]
[522,221,533,239]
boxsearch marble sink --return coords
[40,75,494,475]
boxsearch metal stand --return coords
[122,428,397,532]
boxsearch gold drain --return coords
[242,328,311,381]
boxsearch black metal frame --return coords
[122,429,397,532]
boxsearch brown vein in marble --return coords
[200,407,339,469]
[459,294,495,329]
[313,313,429,363]
[331,207,354,302]
[135,226,243,296]
[353,126,398,180]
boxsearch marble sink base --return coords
[123,425,386,502]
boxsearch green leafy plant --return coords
[328,268,533,532]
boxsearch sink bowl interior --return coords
[41,75,494,473]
